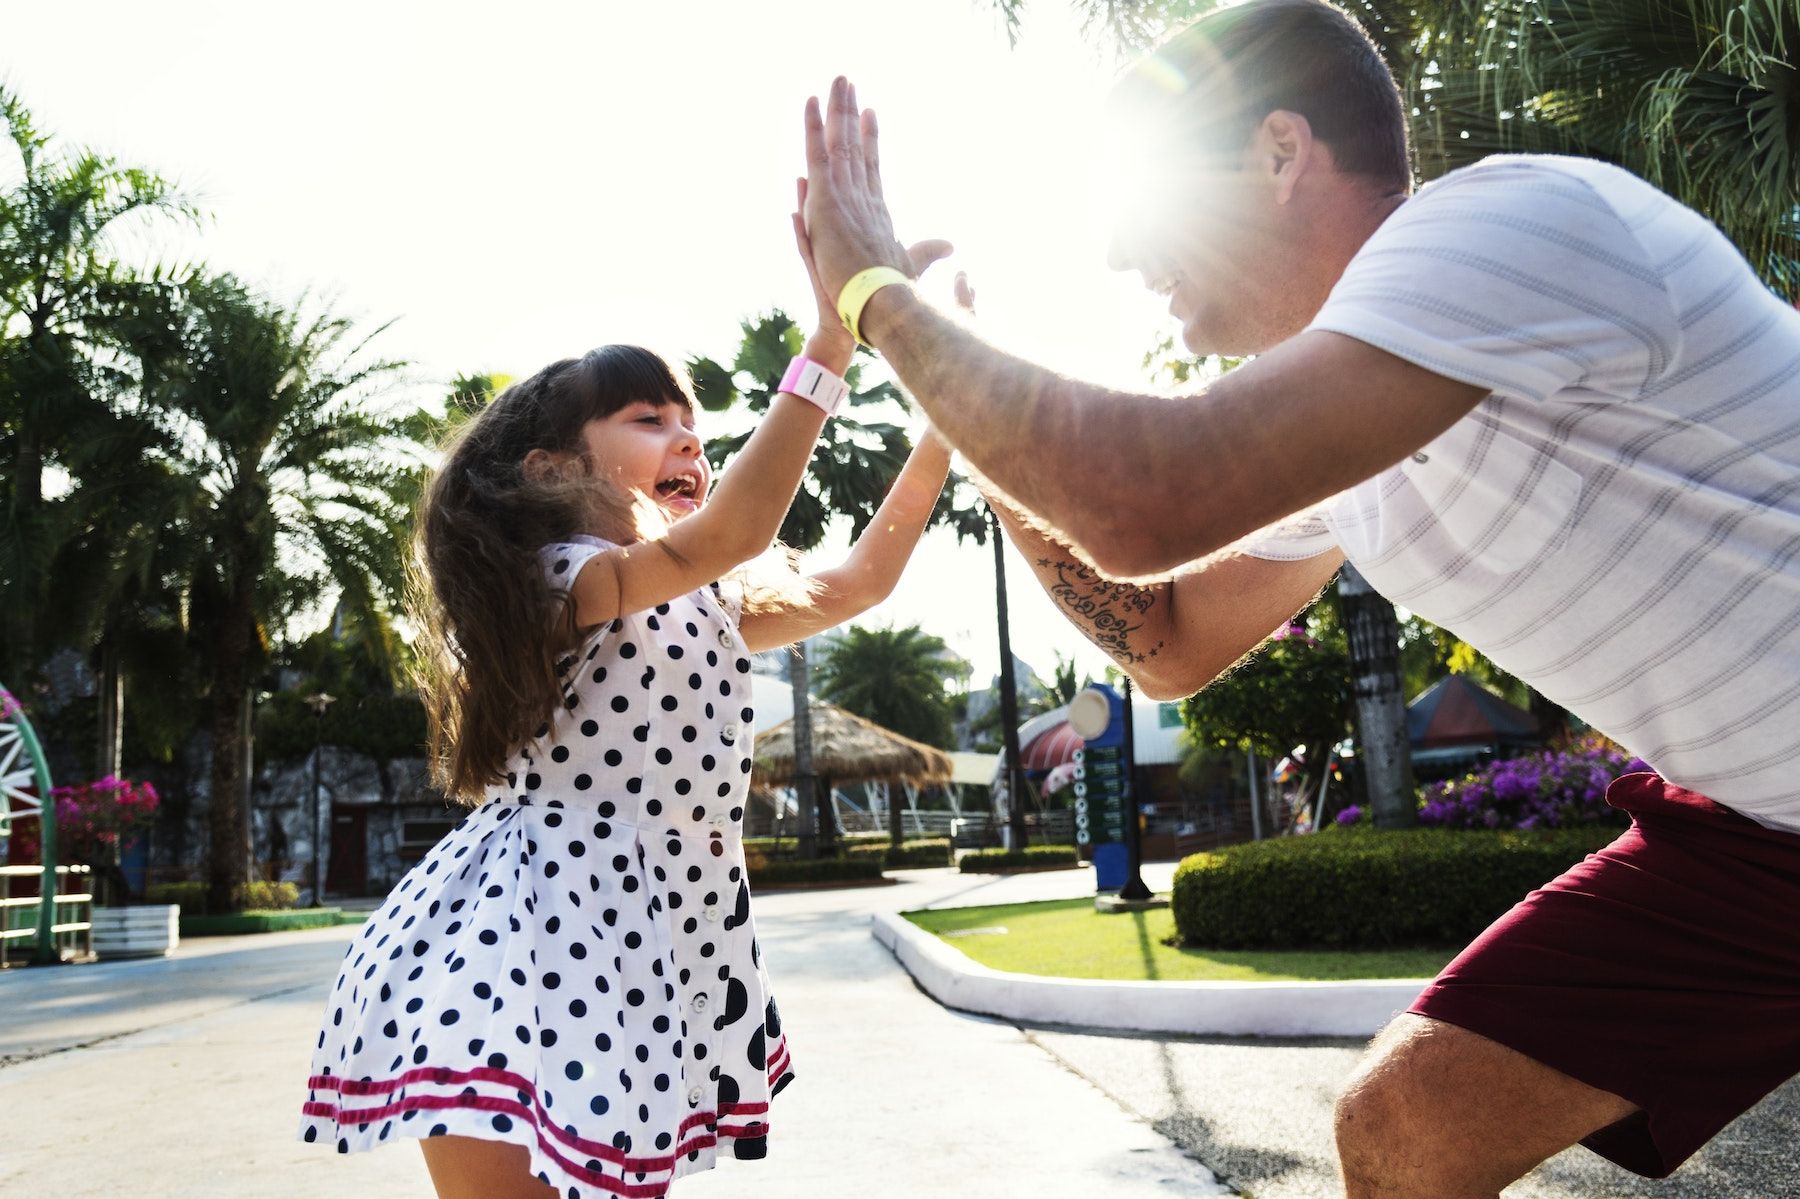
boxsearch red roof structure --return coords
[1406,674,1540,750]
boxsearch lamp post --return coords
[303,692,335,905]
[989,507,1027,850]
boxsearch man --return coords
[796,1,1800,1195]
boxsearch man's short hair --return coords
[1121,0,1410,189]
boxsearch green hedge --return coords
[180,908,347,936]
[747,857,887,887]
[958,845,1081,873]
[145,880,301,915]
[1172,827,1621,950]
[844,838,953,869]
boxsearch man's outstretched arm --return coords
[988,494,1346,701]
[864,294,1477,579]
[800,79,1486,578]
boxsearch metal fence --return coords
[0,863,93,968]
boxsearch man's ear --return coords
[1256,110,1316,206]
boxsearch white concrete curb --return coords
[872,910,1430,1038]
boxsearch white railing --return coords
[0,864,93,967]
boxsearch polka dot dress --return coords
[299,535,794,1198]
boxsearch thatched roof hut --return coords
[753,704,953,788]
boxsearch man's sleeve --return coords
[1235,510,1339,562]
[1307,160,1681,404]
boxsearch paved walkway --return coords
[0,864,1218,1199]
[2,863,1792,1197]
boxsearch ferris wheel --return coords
[1,684,60,964]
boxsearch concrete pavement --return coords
[0,864,1222,1199]
[3,862,1793,1198]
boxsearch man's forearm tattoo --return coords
[1039,558,1165,664]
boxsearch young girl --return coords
[298,208,957,1198]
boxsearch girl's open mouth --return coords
[655,473,701,512]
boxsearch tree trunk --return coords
[1528,686,1569,744]
[1337,564,1416,829]
[815,774,837,858]
[991,510,1028,849]
[789,643,819,860]
[888,782,903,850]
[96,638,123,781]
[205,594,257,913]
[88,638,128,907]
[4,439,44,685]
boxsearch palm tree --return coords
[816,623,963,849]
[691,310,987,856]
[1418,1,1800,294]
[159,275,417,912]
[0,84,198,690]
[40,276,211,792]
[815,624,961,749]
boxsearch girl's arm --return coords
[571,186,949,630]
[568,341,838,630]
[738,429,952,653]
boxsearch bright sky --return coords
[8,0,1190,686]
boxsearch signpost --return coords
[1067,683,1151,899]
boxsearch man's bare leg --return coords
[1335,1014,1639,1198]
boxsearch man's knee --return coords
[1333,1015,1518,1198]
[1332,1014,1638,1198]
[1333,1033,1426,1184]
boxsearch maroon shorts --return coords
[1409,772,1800,1178]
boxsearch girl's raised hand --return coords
[793,176,952,355]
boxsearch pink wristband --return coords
[777,357,849,416]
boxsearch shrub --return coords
[1171,827,1621,949]
[958,844,1080,873]
[1420,737,1648,830]
[5,776,159,867]
[747,857,886,887]
[844,838,953,869]
[145,880,302,914]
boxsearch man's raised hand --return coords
[802,77,914,304]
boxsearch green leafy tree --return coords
[1046,651,1091,706]
[0,84,198,690]
[1181,597,1353,818]
[815,624,961,750]
[160,275,418,912]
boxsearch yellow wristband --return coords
[835,266,912,349]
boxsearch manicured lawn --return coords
[904,898,1456,982]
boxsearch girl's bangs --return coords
[577,344,696,420]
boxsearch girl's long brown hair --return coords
[409,346,692,805]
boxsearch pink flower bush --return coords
[7,776,160,865]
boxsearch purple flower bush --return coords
[1335,805,1364,827]
[1418,737,1649,830]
